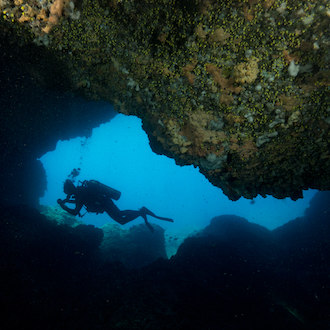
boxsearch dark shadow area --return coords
[0,191,330,329]
[0,45,117,207]
[101,223,167,269]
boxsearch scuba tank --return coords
[81,179,121,200]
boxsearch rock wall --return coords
[1,0,330,203]
[0,44,116,205]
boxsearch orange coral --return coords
[51,0,64,18]
[182,60,197,85]
[185,111,227,156]
[233,57,259,84]
[198,0,213,15]
[225,113,245,125]
[18,4,36,23]
[42,0,65,34]
[208,28,230,45]
[205,64,242,94]
[229,136,257,160]
[18,15,31,23]
[157,33,168,43]
[158,111,229,158]
[243,4,255,21]
[184,72,195,85]
[158,119,193,155]
[261,0,276,9]
[277,94,300,111]
[238,140,258,159]
[195,25,207,39]
[37,9,48,22]
[219,93,234,106]
[282,50,299,64]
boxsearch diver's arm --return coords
[57,199,83,216]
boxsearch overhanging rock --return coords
[1,0,329,200]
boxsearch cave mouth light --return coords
[39,104,317,253]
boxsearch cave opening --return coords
[0,37,318,256]
[38,102,317,255]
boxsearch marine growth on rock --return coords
[1,0,330,200]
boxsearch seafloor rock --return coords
[39,204,84,227]
[1,0,330,201]
[200,214,280,260]
[101,222,168,268]
[273,191,330,259]
[0,204,104,280]
[1,196,330,328]
[39,205,168,267]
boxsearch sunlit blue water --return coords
[39,103,317,255]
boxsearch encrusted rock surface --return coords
[1,0,330,200]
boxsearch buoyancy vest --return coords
[78,180,121,214]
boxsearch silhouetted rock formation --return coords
[101,223,167,268]
[1,192,330,329]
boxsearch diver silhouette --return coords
[57,179,174,232]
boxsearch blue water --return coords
[39,103,317,255]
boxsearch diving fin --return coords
[144,218,154,233]
[140,207,174,222]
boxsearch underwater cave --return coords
[1,1,330,328]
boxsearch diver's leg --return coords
[103,199,145,225]
[140,207,174,222]
[105,208,143,225]
[118,210,145,224]
[107,208,154,232]
[104,200,156,232]
[120,210,155,232]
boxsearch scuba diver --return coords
[57,179,174,232]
